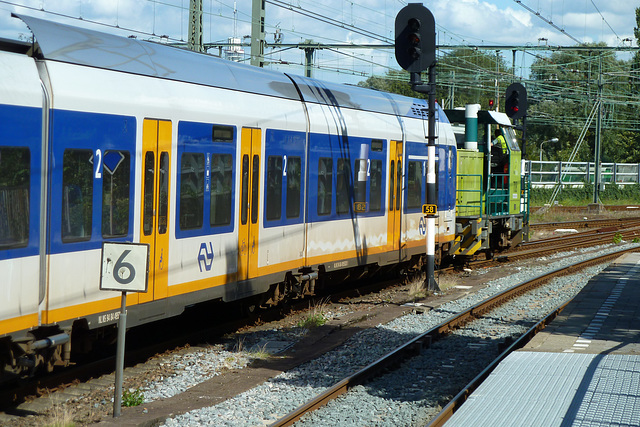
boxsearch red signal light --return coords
[488,99,494,108]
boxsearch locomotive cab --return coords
[445,106,530,260]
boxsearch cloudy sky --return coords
[1,0,639,85]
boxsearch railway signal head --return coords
[505,82,528,120]
[395,4,436,73]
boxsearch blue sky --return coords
[1,0,639,85]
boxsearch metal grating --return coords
[446,351,640,427]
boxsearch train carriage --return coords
[0,14,460,376]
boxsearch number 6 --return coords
[114,250,135,285]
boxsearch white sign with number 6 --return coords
[100,242,150,292]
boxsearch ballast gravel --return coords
[157,242,639,427]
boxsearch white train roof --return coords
[15,13,448,122]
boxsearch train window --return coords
[353,159,366,204]
[371,139,383,152]
[266,156,283,221]
[370,159,382,212]
[61,149,93,242]
[143,152,154,236]
[0,147,30,249]
[286,156,301,219]
[251,155,259,224]
[389,161,395,212]
[158,152,169,234]
[212,125,234,142]
[407,161,423,209]
[179,152,204,230]
[317,157,332,216]
[336,159,351,214]
[101,151,130,238]
[396,160,402,211]
[210,154,232,226]
[241,155,249,225]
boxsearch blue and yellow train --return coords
[0,15,527,376]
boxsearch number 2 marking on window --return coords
[283,155,287,177]
[95,149,102,179]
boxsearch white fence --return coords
[525,161,640,188]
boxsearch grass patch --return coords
[435,274,459,292]
[297,298,329,329]
[44,404,76,427]
[122,388,144,407]
[407,277,429,301]
[247,343,271,360]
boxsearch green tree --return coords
[358,48,511,110]
[526,42,638,163]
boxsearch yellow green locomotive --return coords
[446,105,530,259]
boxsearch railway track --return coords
[529,215,640,234]
[270,247,640,427]
[449,216,640,270]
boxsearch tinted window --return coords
[251,155,259,224]
[102,150,130,238]
[396,160,402,211]
[370,159,382,212]
[407,161,423,209]
[241,155,249,225]
[353,159,366,204]
[336,159,351,214]
[286,156,301,219]
[266,156,283,221]
[210,154,233,226]
[158,152,169,234]
[179,152,204,230]
[62,149,93,242]
[317,157,332,216]
[143,152,154,236]
[0,147,30,248]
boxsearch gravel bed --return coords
[142,327,309,402]
[159,243,639,426]
[141,345,251,402]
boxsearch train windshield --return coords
[504,127,520,152]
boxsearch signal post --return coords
[395,3,438,291]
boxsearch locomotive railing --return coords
[455,173,483,217]
[487,173,510,216]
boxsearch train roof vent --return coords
[410,102,429,119]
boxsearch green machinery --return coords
[445,106,530,258]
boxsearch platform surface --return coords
[446,252,640,426]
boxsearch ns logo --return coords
[198,242,214,272]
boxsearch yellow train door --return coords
[388,141,403,252]
[139,119,171,303]
[238,127,261,281]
